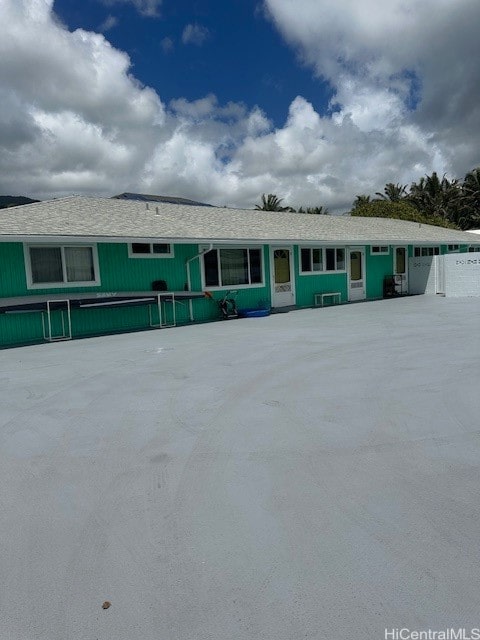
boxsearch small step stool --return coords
[314,292,341,307]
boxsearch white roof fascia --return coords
[1,235,272,245]
[2,235,480,246]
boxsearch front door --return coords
[393,246,408,294]
[271,247,295,307]
[348,248,366,301]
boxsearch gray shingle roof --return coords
[0,196,479,245]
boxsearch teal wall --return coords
[0,240,472,347]
[0,242,273,347]
[365,247,396,300]
[192,245,272,322]
[0,242,202,346]
[293,246,348,307]
[293,245,395,305]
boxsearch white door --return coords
[394,246,408,294]
[270,247,295,307]
[348,248,366,301]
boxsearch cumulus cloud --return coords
[181,23,210,46]
[0,0,164,198]
[263,0,480,178]
[0,0,479,212]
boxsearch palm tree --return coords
[458,168,480,229]
[408,172,461,221]
[306,206,329,215]
[375,183,408,202]
[255,194,287,211]
[463,168,480,201]
[297,205,329,214]
[352,195,371,210]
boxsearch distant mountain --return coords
[112,192,213,207]
[0,196,40,209]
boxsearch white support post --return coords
[42,300,72,341]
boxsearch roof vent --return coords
[146,203,149,210]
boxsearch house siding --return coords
[294,246,348,307]
[0,240,471,348]
[365,248,396,301]
[295,245,393,305]
[193,245,272,322]
[0,242,273,347]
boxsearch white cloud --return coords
[160,36,174,53]
[101,0,162,18]
[263,0,480,179]
[99,15,119,32]
[0,0,164,198]
[181,23,210,46]
[0,0,479,212]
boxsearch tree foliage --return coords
[350,199,458,229]
[255,194,288,211]
[256,168,480,230]
[408,172,460,221]
[351,168,480,229]
[255,194,329,214]
[297,206,330,215]
[459,168,480,229]
[352,195,371,209]
[375,183,408,202]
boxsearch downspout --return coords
[186,243,213,321]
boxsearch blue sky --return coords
[1,0,479,211]
[53,0,332,128]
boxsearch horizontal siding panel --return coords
[365,250,395,300]
[0,242,273,345]
[1,240,470,347]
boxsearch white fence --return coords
[408,256,437,295]
[408,253,480,297]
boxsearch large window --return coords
[300,247,345,273]
[414,246,440,257]
[26,245,99,288]
[129,242,173,258]
[203,248,263,288]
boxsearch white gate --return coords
[435,256,445,294]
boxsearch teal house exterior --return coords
[1,196,479,348]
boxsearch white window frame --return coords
[414,246,440,257]
[128,242,174,258]
[370,245,390,256]
[468,246,480,253]
[299,247,347,275]
[201,245,265,290]
[447,244,460,252]
[24,243,100,290]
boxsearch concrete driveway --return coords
[1,296,480,639]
